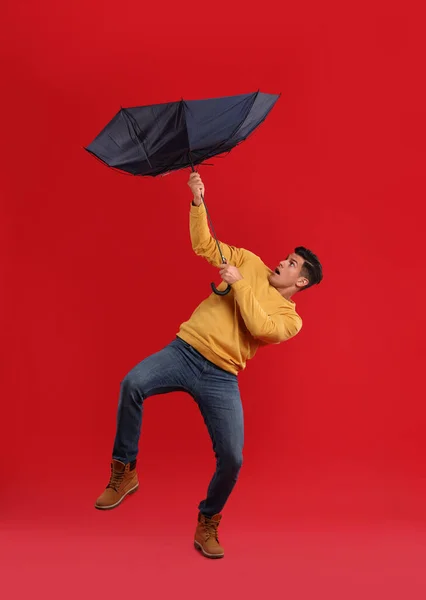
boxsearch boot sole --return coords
[94,483,139,510]
[194,540,224,559]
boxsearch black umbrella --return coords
[85,91,280,295]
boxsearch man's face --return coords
[268,253,308,290]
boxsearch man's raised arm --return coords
[187,172,246,268]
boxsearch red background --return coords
[1,0,426,597]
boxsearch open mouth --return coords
[274,268,280,275]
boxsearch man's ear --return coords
[296,276,309,290]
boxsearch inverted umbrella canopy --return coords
[85,91,280,295]
[85,91,280,177]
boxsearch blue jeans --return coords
[112,336,244,516]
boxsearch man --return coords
[94,172,323,559]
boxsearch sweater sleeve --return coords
[190,202,247,267]
[231,279,303,343]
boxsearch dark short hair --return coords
[295,246,323,291]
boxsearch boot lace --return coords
[107,467,125,492]
[203,519,220,542]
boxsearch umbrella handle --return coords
[211,282,232,296]
[212,254,232,296]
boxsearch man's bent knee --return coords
[219,451,243,473]
[120,371,144,397]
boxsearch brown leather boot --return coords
[94,459,139,510]
[194,513,224,559]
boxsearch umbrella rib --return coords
[121,109,153,168]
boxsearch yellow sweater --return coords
[177,203,303,375]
